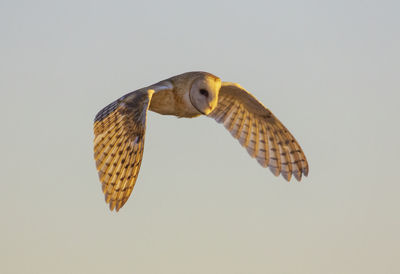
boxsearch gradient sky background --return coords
[1,0,399,273]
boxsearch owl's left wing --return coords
[93,88,154,211]
[208,82,309,181]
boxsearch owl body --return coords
[149,84,200,118]
[94,71,309,211]
[149,72,220,118]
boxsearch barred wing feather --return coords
[93,89,154,211]
[209,83,308,181]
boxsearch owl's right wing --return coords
[93,88,155,212]
[208,82,309,181]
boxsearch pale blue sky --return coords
[1,1,400,273]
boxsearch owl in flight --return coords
[94,71,309,211]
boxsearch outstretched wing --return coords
[209,82,309,181]
[93,88,154,211]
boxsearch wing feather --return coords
[272,124,292,181]
[258,125,269,167]
[214,97,233,123]
[226,104,241,132]
[236,108,247,140]
[244,114,254,149]
[93,88,154,211]
[266,125,281,176]
[209,82,308,181]
[252,119,260,158]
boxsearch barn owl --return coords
[94,71,309,211]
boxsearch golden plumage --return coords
[209,82,308,181]
[93,72,309,211]
[94,89,153,211]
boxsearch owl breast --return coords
[149,88,201,118]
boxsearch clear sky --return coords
[1,0,399,273]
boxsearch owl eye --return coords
[199,89,209,97]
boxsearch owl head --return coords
[189,74,221,115]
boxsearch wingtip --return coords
[269,165,280,177]
[282,171,292,182]
[115,200,124,212]
[303,167,309,177]
[293,170,302,181]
